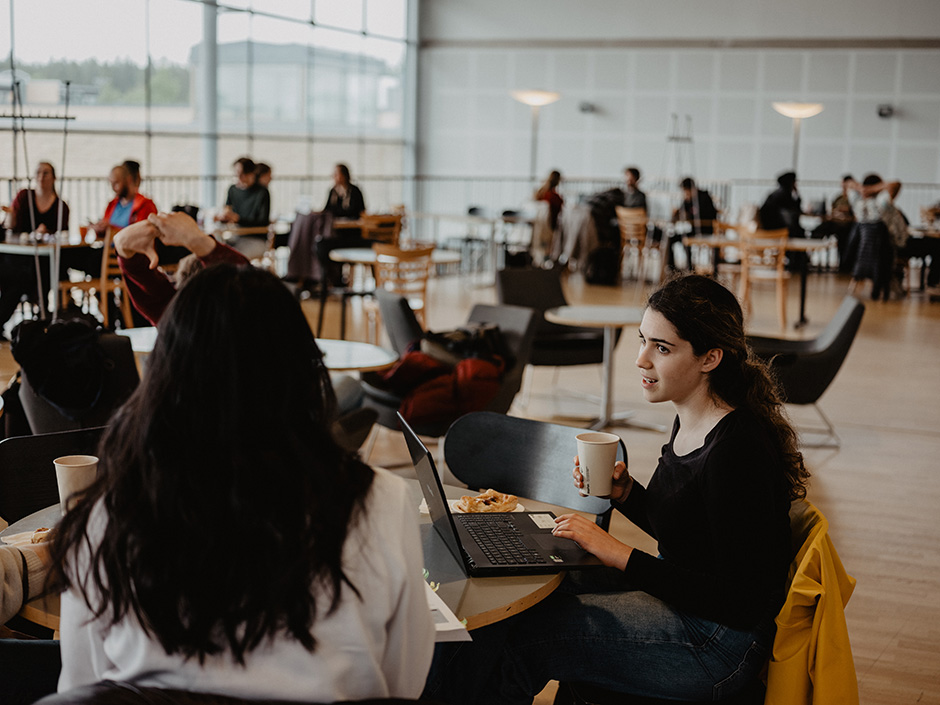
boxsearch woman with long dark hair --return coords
[426,274,809,703]
[51,263,433,700]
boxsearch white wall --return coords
[417,2,940,188]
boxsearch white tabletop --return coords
[117,326,159,353]
[329,248,462,265]
[317,339,398,372]
[545,305,645,329]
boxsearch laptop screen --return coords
[398,413,466,566]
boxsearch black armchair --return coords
[496,267,622,368]
[747,296,865,448]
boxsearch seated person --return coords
[0,542,61,704]
[812,175,856,273]
[425,274,804,704]
[760,171,805,270]
[0,162,69,336]
[216,156,272,259]
[114,212,250,326]
[668,177,718,270]
[51,260,434,701]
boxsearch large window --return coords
[1,0,411,218]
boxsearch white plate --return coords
[418,498,525,515]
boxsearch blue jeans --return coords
[424,569,775,704]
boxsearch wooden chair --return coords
[361,214,403,246]
[615,206,654,294]
[365,243,434,343]
[58,227,134,329]
[738,228,790,332]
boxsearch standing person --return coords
[846,174,901,301]
[426,274,805,704]
[534,170,564,231]
[0,162,70,336]
[50,260,434,701]
[317,164,368,284]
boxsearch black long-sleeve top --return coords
[619,409,791,629]
[324,184,365,220]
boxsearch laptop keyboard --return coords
[459,514,545,565]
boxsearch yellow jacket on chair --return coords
[765,500,858,705]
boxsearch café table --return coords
[682,234,834,328]
[329,247,462,270]
[0,478,592,634]
[545,305,664,432]
[115,327,397,374]
[0,232,96,319]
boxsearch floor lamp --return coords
[772,102,824,173]
[511,90,561,183]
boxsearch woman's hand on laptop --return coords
[552,514,632,571]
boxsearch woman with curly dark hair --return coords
[426,274,808,704]
[51,264,433,700]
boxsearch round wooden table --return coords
[329,247,462,268]
[545,305,663,432]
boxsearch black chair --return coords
[496,267,622,368]
[443,411,620,530]
[36,681,444,705]
[747,296,865,448]
[0,426,105,524]
[18,333,139,435]
[361,300,536,438]
[374,288,424,355]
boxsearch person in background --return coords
[215,156,271,260]
[760,171,805,271]
[0,162,70,337]
[255,162,272,189]
[425,274,803,704]
[535,170,564,231]
[90,163,157,238]
[622,166,647,211]
[669,177,718,270]
[845,174,901,301]
[3,162,70,235]
[812,175,856,273]
[317,164,368,284]
[51,257,434,701]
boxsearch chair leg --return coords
[777,278,788,332]
[317,285,328,337]
[798,403,841,448]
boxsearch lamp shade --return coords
[511,90,561,107]
[772,102,824,119]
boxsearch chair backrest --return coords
[615,206,648,246]
[374,289,424,355]
[19,333,140,435]
[444,412,617,529]
[361,214,403,245]
[496,266,569,313]
[372,243,434,302]
[466,303,536,414]
[0,426,106,524]
[773,297,864,405]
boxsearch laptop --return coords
[399,412,603,576]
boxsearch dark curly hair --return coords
[647,274,809,500]
[50,264,375,664]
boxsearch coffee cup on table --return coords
[575,432,625,497]
[53,455,99,512]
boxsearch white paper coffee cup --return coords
[576,432,621,497]
[54,455,99,512]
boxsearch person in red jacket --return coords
[91,163,157,237]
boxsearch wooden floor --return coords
[2,266,938,704]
